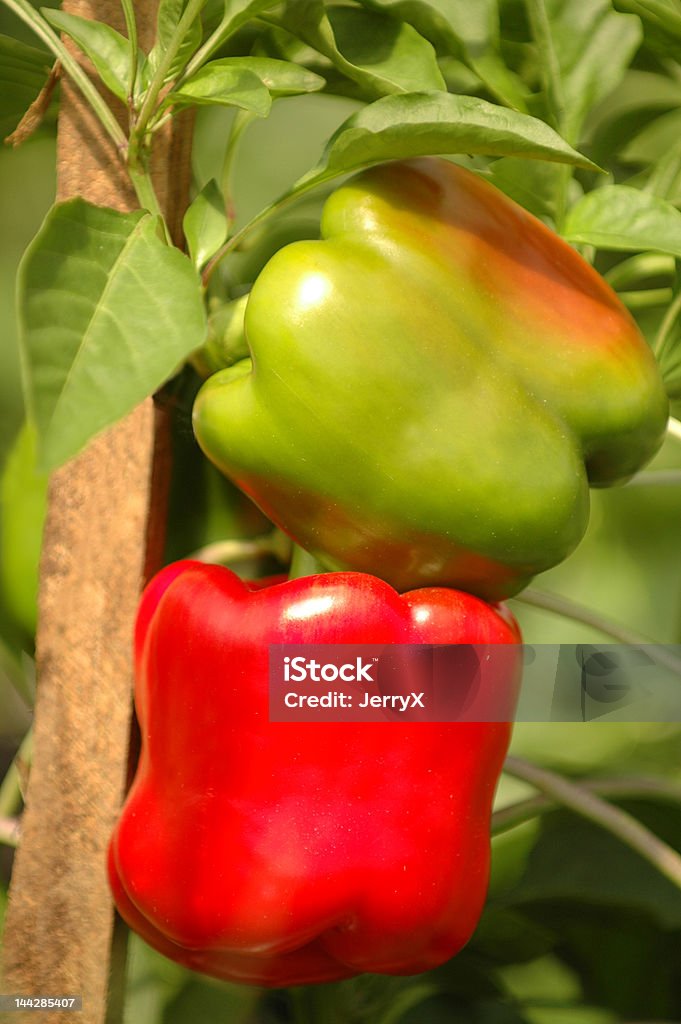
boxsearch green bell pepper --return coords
[193,158,668,599]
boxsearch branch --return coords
[512,588,681,677]
[503,756,681,890]
[493,773,681,834]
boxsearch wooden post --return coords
[1,2,193,1021]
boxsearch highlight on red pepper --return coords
[108,561,521,987]
[193,157,669,601]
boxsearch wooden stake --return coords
[1,2,193,1021]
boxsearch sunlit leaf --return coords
[179,56,324,100]
[358,0,530,110]
[281,0,445,98]
[42,9,132,101]
[525,0,641,143]
[614,0,681,60]
[20,200,206,469]
[299,91,596,189]
[171,65,271,112]
[563,185,681,256]
[183,179,227,269]
[148,0,204,80]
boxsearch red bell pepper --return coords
[108,561,521,986]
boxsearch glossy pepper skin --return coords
[108,561,520,987]
[193,158,669,600]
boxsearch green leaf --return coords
[149,0,204,80]
[470,51,530,115]
[42,9,132,102]
[582,69,681,165]
[563,185,681,256]
[659,334,681,399]
[487,157,562,221]
[183,179,227,269]
[281,1,445,98]
[508,807,681,929]
[0,33,51,140]
[358,0,530,111]
[654,290,681,399]
[646,138,681,203]
[299,91,597,187]
[188,0,280,65]
[220,0,280,36]
[228,56,325,96]
[171,66,271,112]
[419,0,498,59]
[620,109,681,166]
[470,906,554,966]
[180,56,325,100]
[613,0,681,60]
[19,200,207,470]
[526,0,641,144]
[533,905,680,1020]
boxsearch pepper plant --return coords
[1,0,681,1021]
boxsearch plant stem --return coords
[493,774,681,834]
[523,0,564,131]
[522,0,576,227]
[127,164,169,237]
[178,2,273,86]
[119,0,138,104]
[124,0,205,227]
[503,756,681,890]
[654,291,681,359]
[620,288,673,310]
[1,0,126,154]
[203,182,312,283]
[221,110,256,232]
[512,588,681,676]
[605,252,675,289]
[133,0,205,141]
[177,12,229,83]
